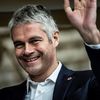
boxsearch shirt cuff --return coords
[85,43,100,49]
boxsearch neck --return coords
[29,61,59,82]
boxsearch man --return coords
[0,0,100,100]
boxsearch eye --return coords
[14,41,24,49]
[29,37,43,45]
[30,39,41,45]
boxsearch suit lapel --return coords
[53,65,74,100]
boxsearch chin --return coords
[26,65,42,75]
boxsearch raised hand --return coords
[64,0,100,44]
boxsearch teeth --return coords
[25,56,39,62]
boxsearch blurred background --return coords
[0,0,100,89]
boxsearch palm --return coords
[68,9,84,29]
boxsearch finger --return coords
[64,0,73,15]
[64,0,70,9]
[86,0,97,13]
[81,0,86,8]
[80,0,86,16]
[85,0,97,23]
[87,0,97,8]
[74,0,81,10]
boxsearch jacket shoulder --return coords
[0,81,26,100]
[0,80,26,91]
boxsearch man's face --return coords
[11,23,59,80]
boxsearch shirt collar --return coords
[26,62,62,93]
[47,61,62,83]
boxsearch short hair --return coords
[8,4,59,40]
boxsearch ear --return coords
[53,32,60,47]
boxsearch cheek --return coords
[43,46,54,59]
[15,49,23,58]
[36,44,47,52]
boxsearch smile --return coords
[23,56,40,62]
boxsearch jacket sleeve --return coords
[85,44,100,84]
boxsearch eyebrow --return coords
[29,36,43,41]
[13,40,24,45]
[14,36,43,43]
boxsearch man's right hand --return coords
[64,0,100,44]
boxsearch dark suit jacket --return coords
[0,45,100,100]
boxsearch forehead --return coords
[11,23,47,41]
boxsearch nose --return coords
[24,43,34,55]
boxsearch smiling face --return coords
[11,23,59,81]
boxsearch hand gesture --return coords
[64,0,100,44]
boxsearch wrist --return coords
[78,25,100,44]
[89,27,100,44]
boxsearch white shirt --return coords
[24,62,62,100]
[85,43,100,49]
